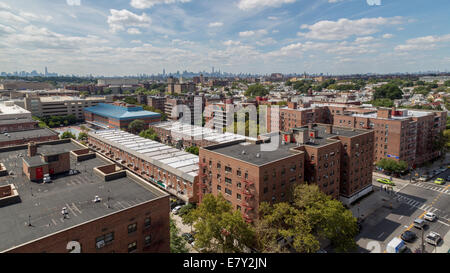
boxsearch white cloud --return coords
[107,9,151,33]
[268,16,278,20]
[0,23,15,34]
[223,40,241,46]
[297,17,403,40]
[127,28,142,35]
[130,40,142,44]
[395,34,450,51]
[239,29,268,37]
[208,22,223,27]
[66,0,81,6]
[0,2,11,10]
[237,0,296,11]
[130,0,191,9]
[355,36,375,44]
[382,33,394,39]
[328,0,344,2]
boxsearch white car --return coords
[424,212,437,222]
[425,232,441,246]
[172,205,182,214]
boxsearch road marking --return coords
[437,220,450,227]
[71,203,82,214]
[377,232,385,239]
[399,216,404,220]
[65,203,77,217]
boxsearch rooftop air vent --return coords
[256,153,261,158]
[242,150,246,155]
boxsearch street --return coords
[355,170,450,253]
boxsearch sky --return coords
[0,0,449,76]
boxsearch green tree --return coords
[128,119,146,134]
[256,184,358,253]
[444,80,450,87]
[60,131,76,139]
[245,84,269,97]
[376,158,408,173]
[170,217,189,253]
[413,86,432,96]
[182,194,256,253]
[139,128,159,141]
[78,132,88,141]
[371,98,394,107]
[373,83,403,100]
[124,97,138,105]
[185,146,199,155]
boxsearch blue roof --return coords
[84,103,161,121]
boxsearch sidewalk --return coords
[350,188,396,221]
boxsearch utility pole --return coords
[421,228,425,253]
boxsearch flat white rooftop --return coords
[0,101,31,118]
[153,121,258,143]
[90,129,199,181]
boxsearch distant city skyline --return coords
[0,0,449,76]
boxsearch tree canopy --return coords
[256,184,358,253]
[376,158,408,173]
[139,128,159,141]
[373,83,403,100]
[181,194,256,253]
[128,119,146,134]
[245,84,269,97]
[60,131,76,139]
[170,217,189,253]
[371,98,394,108]
[185,146,199,155]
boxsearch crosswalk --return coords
[393,193,449,221]
[414,183,450,195]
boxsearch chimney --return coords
[325,124,333,134]
[28,142,37,157]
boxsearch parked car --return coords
[181,233,194,244]
[424,212,437,222]
[434,178,445,185]
[446,176,450,182]
[413,218,426,229]
[425,232,441,246]
[401,230,416,243]
[172,205,183,214]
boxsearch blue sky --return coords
[0,0,449,76]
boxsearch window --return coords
[217,185,221,191]
[237,182,242,188]
[144,235,151,247]
[144,217,151,229]
[128,241,137,253]
[237,193,241,200]
[128,223,137,234]
[237,170,241,177]
[225,188,232,195]
[225,166,232,173]
[217,163,221,169]
[263,187,268,194]
[96,232,114,249]
[225,177,232,185]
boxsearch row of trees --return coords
[376,158,408,173]
[180,184,359,253]
[37,115,79,128]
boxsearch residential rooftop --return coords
[39,96,107,102]
[0,101,31,117]
[152,121,258,143]
[350,108,438,120]
[205,124,370,166]
[0,140,167,252]
[88,129,199,182]
[0,128,58,143]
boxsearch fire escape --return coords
[241,178,256,223]
[197,162,211,202]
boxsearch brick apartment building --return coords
[147,96,166,112]
[0,139,169,253]
[333,107,447,167]
[84,102,161,129]
[198,124,374,222]
[87,129,199,203]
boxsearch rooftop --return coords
[206,124,369,166]
[89,129,199,182]
[0,101,31,117]
[84,103,161,121]
[0,140,167,252]
[39,96,106,102]
[0,128,58,143]
[351,108,437,120]
[152,121,258,143]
